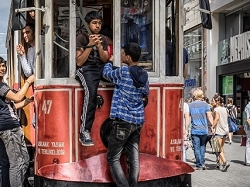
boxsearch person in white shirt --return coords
[16,23,35,77]
[183,101,190,162]
[244,96,250,166]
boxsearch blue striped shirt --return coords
[103,62,149,125]
[189,100,210,135]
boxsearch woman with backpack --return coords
[226,98,238,144]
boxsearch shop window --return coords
[184,27,202,98]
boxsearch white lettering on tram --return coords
[42,100,53,114]
[51,142,65,147]
[170,139,182,144]
[37,141,66,155]
[38,141,49,147]
[170,139,183,152]
[40,149,65,155]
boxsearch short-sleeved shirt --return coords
[189,100,210,135]
[76,32,108,67]
[214,106,229,135]
[0,82,20,131]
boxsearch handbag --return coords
[228,117,239,132]
[211,136,221,153]
[241,136,247,146]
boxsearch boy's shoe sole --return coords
[79,138,94,146]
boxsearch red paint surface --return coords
[38,153,194,182]
[34,83,190,181]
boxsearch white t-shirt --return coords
[183,102,189,128]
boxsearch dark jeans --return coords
[75,64,103,133]
[205,135,212,148]
[192,134,207,168]
[0,139,10,187]
[0,127,29,187]
[107,120,142,187]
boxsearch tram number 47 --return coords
[42,100,52,114]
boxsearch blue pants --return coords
[107,120,142,187]
[191,134,207,168]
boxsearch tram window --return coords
[165,1,187,77]
[121,0,153,72]
[52,3,70,78]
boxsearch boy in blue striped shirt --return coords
[103,42,149,187]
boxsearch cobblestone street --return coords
[186,136,250,187]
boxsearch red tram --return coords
[5,0,195,186]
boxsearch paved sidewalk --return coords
[186,136,250,187]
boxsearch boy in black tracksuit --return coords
[75,11,109,146]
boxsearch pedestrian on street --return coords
[188,89,213,170]
[226,97,238,144]
[183,101,190,162]
[244,96,250,166]
[211,95,230,172]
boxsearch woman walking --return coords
[211,95,230,172]
[226,97,237,144]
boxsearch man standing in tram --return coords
[75,11,109,146]
[103,43,149,187]
[16,23,36,78]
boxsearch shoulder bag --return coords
[211,136,221,153]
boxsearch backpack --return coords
[227,105,237,120]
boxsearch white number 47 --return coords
[42,100,52,114]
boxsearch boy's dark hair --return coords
[166,27,172,41]
[0,56,7,72]
[124,43,141,62]
[85,11,103,24]
[100,25,113,40]
[24,22,35,34]
[0,56,6,65]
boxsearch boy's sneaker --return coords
[79,130,94,146]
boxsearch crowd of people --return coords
[183,89,250,172]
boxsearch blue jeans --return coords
[0,127,29,187]
[0,139,10,187]
[191,134,207,168]
[107,120,142,187]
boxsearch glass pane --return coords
[52,2,70,78]
[218,39,230,65]
[165,1,179,76]
[184,27,202,99]
[121,0,153,71]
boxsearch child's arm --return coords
[14,95,34,109]
[96,35,109,63]
[76,34,96,67]
[103,62,123,85]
